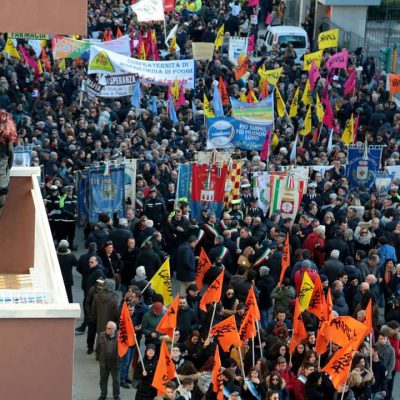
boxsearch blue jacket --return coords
[378,244,397,266]
[176,242,196,282]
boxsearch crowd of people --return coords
[1,0,400,400]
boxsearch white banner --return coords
[253,171,270,215]
[84,74,135,98]
[124,159,137,203]
[386,166,400,180]
[130,0,164,22]
[88,46,195,88]
[228,37,248,65]
[97,35,131,56]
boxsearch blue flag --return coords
[168,96,178,125]
[211,81,224,117]
[151,95,158,115]
[131,81,142,109]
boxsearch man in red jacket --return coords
[292,362,315,400]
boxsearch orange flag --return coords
[315,320,329,355]
[246,88,258,103]
[365,299,373,334]
[199,269,224,312]
[245,285,260,320]
[234,54,249,80]
[289,298,308,353]
[239,306,257,345]
[260,78,269,99]
[326,288,334,321]
[212,346,224,400]
[156,295,179,338]
[41,49,51,72]
[322,343,355,389]
[118,301,136,358]
[312,127,319,142]
[210,315,241,352]
[152,341,176,395]
[219,76,230,106]
[308,274,327,323]
[279,234,290,283]
[196,248,212,290]
[116,26,123,38]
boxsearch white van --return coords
[264,26,309,64]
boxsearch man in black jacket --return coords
[176,297,199,343]
[256,266,275,329]
[176,237,197,296]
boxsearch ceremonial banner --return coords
[76,170,89,227]
[326,50,349,71]
[88,46,195,88]
[53,35,131,59]
[230,95,274,123]
[88,165,125,223]
[207,117,273,151]
[388,74,400,94]
[346,145,383,189]
[228,37,248,65]
[123,159,137,203]
[131,0,165,22]
[253,171,270,215]
[303,50,323,71]
[84,74,135,98]
[318,29,339,49]
[192,42,215,60]
[386,165,400,179]
[372,171,394,196]
[176,163,192,207]
[224,161,242,208]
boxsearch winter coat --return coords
[91,281,119,333]
[57,250,78,287]
[134,247,162,280]
[177,307,198,342]
[380,324,400,372]
[302,232,325,268]
[95,331,120,369]
[176,242,196,282]
[134,355,158,400]
[142,309,164,344]
[332,290,349,316]
[320,257,344,286]
[271,285,296,314]
[256,274,275,309]
[109,226,133,255]
[375,340,396,376]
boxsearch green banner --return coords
[9,33,50,40]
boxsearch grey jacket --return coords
[375,341,395,377]
[95,331,120,369]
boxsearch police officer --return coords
[229,199,244,222]
[45,185,62,242]
[144,186,167,229]
[247,197,264,219]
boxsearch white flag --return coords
[130,0,164,22]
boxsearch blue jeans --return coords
[260,308,270,330]
[120,346,134,383]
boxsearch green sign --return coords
[8,33,50,40]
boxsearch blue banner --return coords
[88,166,125,223]
[346,145,383,189]
[176,164,192,203]
[206,117,272,151]
[230,95,274,123]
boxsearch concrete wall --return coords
[0,0,87,36]
[331,5,368,38]
[0,318,75,400]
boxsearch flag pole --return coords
[133,333,146,373]
[238,345,246,380]
[256,320,263,358]
[252,335,255,366]
[140,280,151,294]
[208,301,218,335]
[340,365,353,400]
[369,332,373,368]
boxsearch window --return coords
[278,35,306,49]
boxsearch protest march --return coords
[1,0,400,399]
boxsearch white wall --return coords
[331,5,368,38]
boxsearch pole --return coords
[369,332,373,368]
[256,320,263,358]
[252,335,255,366]
[171,327,176,350]
[238,345,246,380]
[140,280,151,294]
[340,366,353,400]
[208,302,218,336]
[134,333,146,373]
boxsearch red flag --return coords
[118,301,136,357]
[176,84,186,109]
[248,34,255,53]
[219,76,229,106]
[265,12,272,25]
[239,306,257,345]
[246,88,258,103]
[116,26,123,38]
[279,234,290,283]
[312,127,319,142]
[289,298,308,353]
[260,127,271,161]
[322,343,355,390]
[152,341,176,395]
[199,270,224,311]
[164,0,175,12]
[245,286,260,320]
[196,248,212,290]
[210,315,241,352]
[212,346,224,400]
[344,69,356,95]
[156,295,179,338]
[353,113,360,144]
[322,96,336,131]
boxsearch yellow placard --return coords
[318,29,339,50]
[303,50,323,71]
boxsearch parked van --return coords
[264,26,309,64]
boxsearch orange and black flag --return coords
[118,301,136,358]
[365,299,373,334]
[279,234,290,283]
[210,315,241,352]
[326,287,334,321]
[322,343,355,390]
[245,285,260,320]
[152,341,176,395]
[195,247,212,290]
[212,346,224,400]
[289,298,308,353]
[156,295,179,338]
[199,269,224,312]
[219,76,230,106]
[308,274,327,323]
[239,306,257,345]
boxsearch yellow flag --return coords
[289,87,300,118]
[215,24,224,50]
[275,88,286,118]
[37,59,43,75]
[301,105,312,136]
[59,58,66,71]
[203,94,215,118]
[239,92,247,102]
[169,35,176,53]
[301,79,312,106]
[4,38,20,59]
[258,66,283,86]
[171,78,179,101]
[316,94,324,122]
[299,271,315,312]
[40,39,47,48]
[342,114,354,145]
[271,132,279,149]
[318,29,339,50]
[303,50,323,71]
[149,258,173,306]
